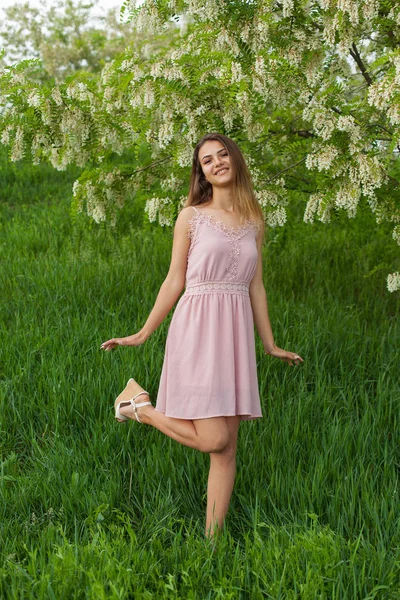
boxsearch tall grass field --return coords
[0,152,399,598]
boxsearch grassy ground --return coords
[0,154,399,598]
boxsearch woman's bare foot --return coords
[115,378,151,422]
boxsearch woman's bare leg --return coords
[205,415,241,539]
[116,381,230,453]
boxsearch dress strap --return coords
[192,206,199,215]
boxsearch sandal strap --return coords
[130,399,151,423]
[134,401,151,409]
[131,390,149,401]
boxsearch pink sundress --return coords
[155,205,263,420]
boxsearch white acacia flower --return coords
[50,147,67,171]
[51,87,63,106]
[392,225,400,245]
[387,272,400,293]
[158,121,174,149]
[255,189,280,208]
[151,62,164,78]
[177,145,193,167]
[335,183,361,217]
[143,81,155,108]
[72,180,82,197]
[304,193,323,223]
[10,73,26,85]
[27,91,41,108]
[337,115,362,143]
[216,29,240,57]
[307,145,339,171]
[223,111,235,131]
[231,62,243,83]
[247,121,263,142]
[31,133,48,165]
[266,206,287,227]
[282,0,294,18]
[145,197,161,222]
[11,126,24,161]
[161,174,182,191]
[337,0,359,25]
[240,23,251,43]
[1,124,13,145]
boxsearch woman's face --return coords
[198,140,233,187]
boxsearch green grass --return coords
[0,155,399,598]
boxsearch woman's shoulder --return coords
[173,206,199,239]
[177,205,198,223]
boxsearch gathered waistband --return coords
[184,280,250,296]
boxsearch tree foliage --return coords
[0,0,399,290]
[0,0,137,79]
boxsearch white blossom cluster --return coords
[334,183,360,217]
[130,2,167,34]
[11,126,25,161]
[27,90,41,108]
[66,82,94,103]
[392,225,400,246]
[161,173,183,191]
[388,6,400,27]
[31,133,49,165]
[187,0,222,23]
[50,87,63,106]
[255,181,288,227]
[215,29,240,58]
[303,192,332,223]
[60,108,91,146]
[349,153,385,198]
[1,124,13,146]
[282,0,294,18]
[158,119,174,149]
[304,193,323,223]
[368,55,400,126]
[319,0,378,55]
[387,272,400,293]
[231,62,243,83]
[145,196,174,226]
[303,99,336,141]
[72,169,127,224]
[306,145,339,171]
[336,115,362,145]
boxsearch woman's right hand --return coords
[100,332,145,351]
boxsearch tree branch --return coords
[265,156,308,183]
[292,129,315,138]
[127,156,172,177]
[349,43,373,86]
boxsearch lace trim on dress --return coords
[186,211,261,242]
[185,280,250,296]
[186,211,261,280]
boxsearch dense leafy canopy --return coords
[0,0,399,289]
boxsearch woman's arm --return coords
[139,208,192,341]
[101,207,193,351]
[249,223,304,366]
[249,223,276,353]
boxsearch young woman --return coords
[101,133,304,539]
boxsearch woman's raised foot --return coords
[114,378,152,423]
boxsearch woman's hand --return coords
[100,332,145,351]
[265,345,304,366]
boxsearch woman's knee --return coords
[210,440,237,461]
[200,429,230,453]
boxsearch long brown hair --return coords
[185,133,264,226]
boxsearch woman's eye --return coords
[203,153,227,164]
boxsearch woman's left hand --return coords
[265,345,304,366]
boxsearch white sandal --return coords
[115,378,151,423]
